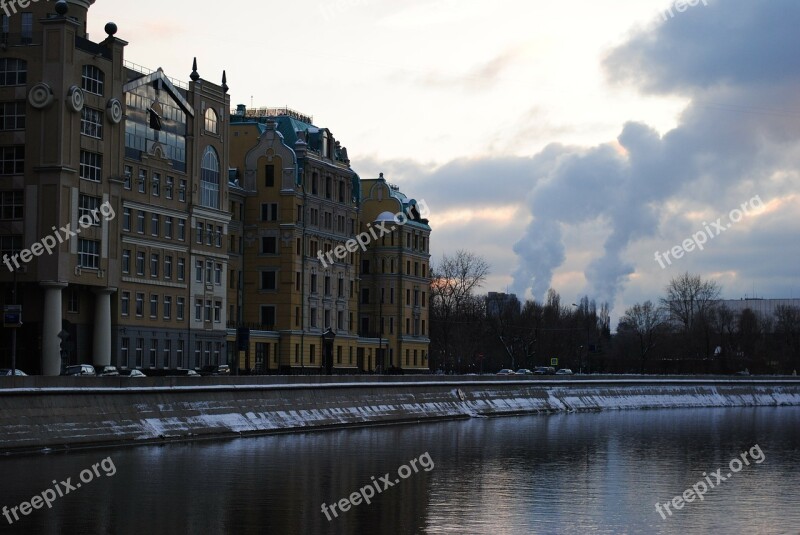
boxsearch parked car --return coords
[534,366,557,375]
[62,364,96,376]
[555,368,574,375]
[515,369,533,375]
[0,369,27,376]
[94,365,119,377]
[119,369,147,378]
[198,364,231,376]
[496,369,515,375]
[185,369,201,377]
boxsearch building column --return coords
[92,288,116,366]
[41,282,67,376]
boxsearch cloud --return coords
[510,0,800,308]
[413,45,527,92]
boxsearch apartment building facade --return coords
[0,0,231,373]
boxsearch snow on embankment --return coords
[0,379,798,453]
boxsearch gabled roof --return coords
[123,68,194,116]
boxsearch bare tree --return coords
[618,300,668,373]
[661,272,722,331]
[429,250,490,371]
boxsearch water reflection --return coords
[0,407,798,534]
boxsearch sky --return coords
[87,0,800,327]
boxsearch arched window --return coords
[200,146,220,209]
[204,108,218,134]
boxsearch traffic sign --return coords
[3,305,21,328]
[550,358,558,366]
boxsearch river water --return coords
[1,407,798,534]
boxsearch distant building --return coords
[486,292,521,318]
[717,299,800,322]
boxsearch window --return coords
[260,306,275,327]
[216,226,222,247]
[214,301,221,323]
[196,222,203,244]
[21,13,32,43]
[165,176,174,199]
[0,59,27,86]
[150,340,158,368]
[324,276,331,295]
[1,146,24,175]
[177,297,185,321]
[122,208,131,231]
[200,146,220,209]
[79,151,102,182]
[150,295,158,318]
[136,211,145,234]
[204,108,218,134]
[138,170,147,194]
[163,340,171,368]
[310,273,317,293]
[176,340,184,368]
[265,164,274,187]
[163,296,172,320]
[77,239,99,269]
[122,249,131,273]
[324,310,331,329]
[325,177,332,199]
[195,299,202,321]
[0,102,25,130]
[151,213,159,236]
[64,288,78,313]
[178,219,186,241]
[261,271,276,290]
[135,293,144,317]
[81,65,105,96]
[214,263,222,285]
[135,339,143,367]
[164,256,172,279]
[310,307,317,328]
[0,191,22,220]
[136,252,145,275]
[80,107,103,139]
[179,179,186,202]
[78,195,101,227]
[195,260,203,282]
[177,258,185,281]
[124,166,132,190]
[152,172,160,197]
[261,203,278,221]
[261,236,277,254]
[206,260,213,284]
[165,217,173,239]
[150,254,159,277]
[205,300,212,322]
[361,288,370,305]
[121,338,130,366]
[206,225,212,246]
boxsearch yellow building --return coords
[227,108,431,373]
[360,175,431,371]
